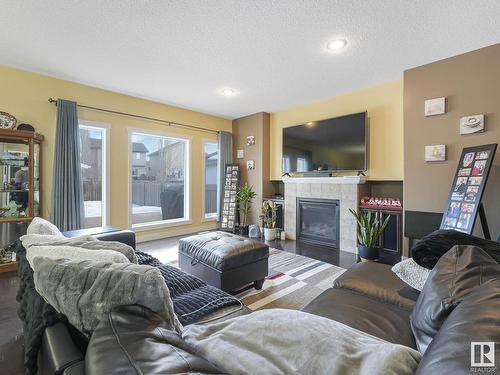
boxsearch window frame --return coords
[202,139,218,222]
[128,128,192,231]
[78,120,111,228]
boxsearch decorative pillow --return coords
[26,245,129,269]
[416,278,500,374]
[32,257,182,336]
[26,217,63,236]
[410,245,500,353]
[411,229,500,269]
[392,258,431,291]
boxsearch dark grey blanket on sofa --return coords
[16,242,239,375]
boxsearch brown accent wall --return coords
[232,112,272,225]
[404,43,500,246]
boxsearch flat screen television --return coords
[282,111,367,173]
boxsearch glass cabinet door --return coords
[0,140,30,219]
[33,142,41,217]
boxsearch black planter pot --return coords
[239,226,249,236]
[358,245,379,261]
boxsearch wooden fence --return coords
[82,180,102,201]
[205,184,217,214]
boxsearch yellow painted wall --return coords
[0,65,232,241]
[270,80,403,180]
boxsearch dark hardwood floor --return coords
[0,272,23,375]
[265,238,358,269]
[0,232,356,374]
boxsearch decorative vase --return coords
[358,245,379,261]
[264,227,276,241]
[239,225,249,236]
[248,224,261,238]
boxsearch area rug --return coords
[235,248,345,311]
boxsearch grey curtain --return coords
[50,99,84,231]
[217,131,232,221]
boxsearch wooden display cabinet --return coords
[0,129,43,272]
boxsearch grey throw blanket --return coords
[32,257,183,337]
[16,242,239,375]
[183,309,422,375]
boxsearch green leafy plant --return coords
[236,183,257,227]
[349,209,390,248]
[261,200,277,229]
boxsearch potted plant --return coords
[236,183,256,235]
[261,200,277,241]
[349,209,390,261]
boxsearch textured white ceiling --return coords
[1,1,500,119]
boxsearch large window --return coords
[203,141,218,219]
[130,131,189,227]
[79,122,108,228]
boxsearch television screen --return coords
[282,112,367,173]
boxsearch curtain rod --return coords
[47,98,218,134]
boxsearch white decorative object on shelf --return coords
[248,224,260,238]
[460,114,485,135]
[424,97,446,116]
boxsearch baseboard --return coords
[135,222,219,243]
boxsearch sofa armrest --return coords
[93,230,136,250]
[63,361,85,375]
[38,322,84,375]
[64,228,136,250]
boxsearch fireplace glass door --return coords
[297,198,339,248]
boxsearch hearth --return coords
[296,197,340,248]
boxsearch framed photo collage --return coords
[220,164,240,231]
[440,143,497,234]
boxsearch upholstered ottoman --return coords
[179,231,269,292]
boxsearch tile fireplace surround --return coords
[283,176,366,254]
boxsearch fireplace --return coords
[296,197,340,248]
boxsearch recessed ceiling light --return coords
[220,88,237,97]
[326,38,347,52]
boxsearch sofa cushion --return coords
[32,257,182,337]
[411,229,500,269]
[86,305,224,375]
[410,245,500,353]
[303,288,417,349]
[334,261,419,311]
[179,231,268,270]
[416,278,500,374]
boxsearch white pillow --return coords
[26,245,129,269]
[27,217,63,236]
[391,258,431,291]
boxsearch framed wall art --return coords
[440,143,497,237]
[460,114,485,135]
[425,144,446,162]
[424,97,446,116]
[220,163,240,231]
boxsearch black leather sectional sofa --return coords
[21,230,500,374]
